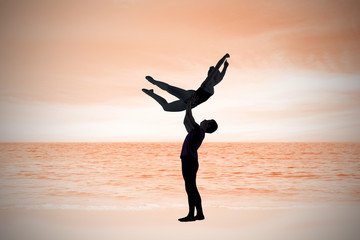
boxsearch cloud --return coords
[1,0,359,141]
[200,69,360,142]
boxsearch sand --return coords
[1,205,360,240]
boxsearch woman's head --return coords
[200,119,218,134]
[208,66,220,81]
[208,66,215,76]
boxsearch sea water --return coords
[1,142,359,210]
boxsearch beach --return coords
[1,204,360,240]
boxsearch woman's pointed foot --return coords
[145,76,156,84]
[142,88,154,95]
[178,215,196,222]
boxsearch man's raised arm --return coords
[183,97,197,133]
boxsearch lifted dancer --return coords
[142,53,229,111]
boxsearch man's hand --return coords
[225,53,230,58]
[190,92,199,102]
[184,93,197,132]
[188,93,199,107]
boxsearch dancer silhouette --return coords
[178,95,218,222]
[142,53,229,111]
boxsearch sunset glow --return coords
[1,0,359,142]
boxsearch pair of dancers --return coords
[143,53,230,222]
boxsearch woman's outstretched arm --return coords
[214,60,229,86]
[201,53,230,88]
[213,53,230,73]
[208,53,230,79]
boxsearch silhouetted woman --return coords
[142,53,229,111]
[178,95,218,222]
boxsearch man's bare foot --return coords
[142,88,154,95]
[178,216,196,222]
[195,214,205,221]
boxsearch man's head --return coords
[200,119,218,134]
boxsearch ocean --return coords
[0,142,359,210]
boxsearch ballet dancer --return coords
[142,53,229,111]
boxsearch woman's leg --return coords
[142,89,187,112]
[164,100,187,112]
[146,76,194,101]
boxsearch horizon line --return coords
[1,141,359,144]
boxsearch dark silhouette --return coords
[178,95,218,222]
[142,53,230,111]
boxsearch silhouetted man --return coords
[178,95,218,222]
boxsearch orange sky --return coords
[0,0,360,142]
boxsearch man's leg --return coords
[188,161,204,220]
[178,179,196,222]
[179,160,203,222]
[180,176,204,221]
[193,184,204,220]
[186,181,196,217]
